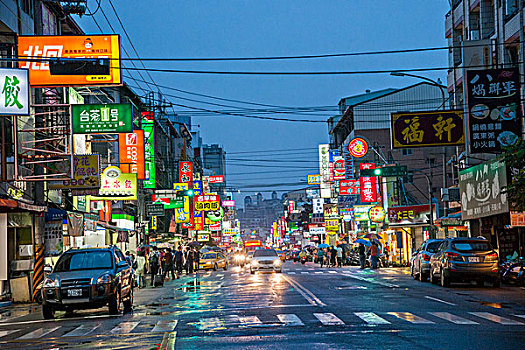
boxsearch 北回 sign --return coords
[72,104,132,134]
[18,34,121,87]
[391,110,465,148]
[0,68,30,116]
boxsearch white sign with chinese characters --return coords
[0,68,30,116]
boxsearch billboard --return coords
[90,166,137,201]
[318,144,331,198]
[388,204,436,227]
[459,158,508,220]
[466,68,522,153]
[179,161,193,183]
[195,195,220,211]
[360,163,378,202]
[18,34,121,87]
[307,174,321,185]
[339,179,360,195]
[72,103,132,134]
[49,154,100,190]
[142,120,156,189]
[0,68,30,116]
[119,130,145,179]
[391,110,465,148]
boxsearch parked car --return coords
[250,249,283,274]
[429,237,500,287]
[42,246,134,319]
[199,252,228,271]
[410,239,444,281]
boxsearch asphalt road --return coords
[0,262,524,349]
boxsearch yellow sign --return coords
[151,216,157,230]
[90,166,137,201]
[325,219,339,232]
[49,154,100,189]
[174,195,190,223]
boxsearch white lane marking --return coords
[387,312,434,324]
[160,331,177,350]
[198,317,224,331]
[239,316,262,327]
[0,313,122,327]
[0,310,30,323]
[286,272,296,275]
[429,312,478,325]
[152,320,178,332]
[355,312,390,325]
[314,271,323,274]
[341,272,399,288]
[515,315,525,319]
[277,314,304,326]
[424,296,456,306]
[314,313,345,325]
[110,321,140,334]
[328,271,338,274]
[0,329,19,338]
[300,272,309,274]
[282,275,326,307]
[469,312,523,325]
[216,274,224,277]
[18,326,61,339]
[63,324,100,337]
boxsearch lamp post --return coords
[390,72,446,110]
[412,169,435,239]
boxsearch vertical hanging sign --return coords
[179,161,193,185]
[360,163,378,203]
[318,144,331,198]
[142,118,155,189]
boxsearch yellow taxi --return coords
[198,252,228,271]
[276,250,286,261]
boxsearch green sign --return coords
[146,203,165,217]
[142,120,156,189]
[361,165,408,177]
[71,103,132,134]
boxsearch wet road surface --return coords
[0,262,524,349]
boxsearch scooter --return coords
[501,258,525,286]
[300,255,307,265]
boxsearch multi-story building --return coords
[202,144,227,196]
[237,192,283,242]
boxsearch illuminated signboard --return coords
[348,137,368,158]
[72,103,132,134]
[0,68,30,116]
[119,130,145,179]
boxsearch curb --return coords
[0,301,12,309]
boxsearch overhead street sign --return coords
[146,203,165,217]
[361,165,408,177]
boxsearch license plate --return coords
[468,257,481,263]
[67,288,82,297]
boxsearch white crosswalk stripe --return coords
[0,330,19,338]
[63,324,100,337]
[429,312,478,325]
[355,312,390,324]
[152,320,178,332]
[277,314,304,326]
[314,313,345,325]
[515,315,525,319]
[286,272,296,274]
[469,312,524,325]
[327,270,338,274]
[110,321,140,334]
[239,316,262,326]
[300,272,309,274]
[18,326,61,339]
[387,312,434,324]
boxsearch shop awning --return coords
[0,198,47,212]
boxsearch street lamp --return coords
[390,72,446,110]
[411,169,435,239]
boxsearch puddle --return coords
[466,300,511,308]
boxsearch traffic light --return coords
[361,165,408,177]
[184,189,194,197]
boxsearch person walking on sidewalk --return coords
[317,248,325,267]
[336,245,343,267]
[135,250,146,288]
[193,248,200,272]
[358,243,366,269]
[163,248,175,280]
[174,246,183,276]
[185,247,194,274]
[330,246,337,267]
[149,247,161,286]
[370,242,379,269]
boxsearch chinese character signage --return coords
[348,137,368,158]
[510,212,525,227]
[222,200,235,207]
[142,119,156,189]
[360,163,378,202]
[307,174,321,185]
[388,204,436,227]
[459,158,508,220]
[91,166,137,201]
[72,103,132,134]
[313,198,324,214]
[0,68,30,116]
[354,205,374,221]
[194,211,204,230]
[49,154,100,190]
[466,68,522,153]
[325,219,339,232]
[318,144,331,198]
[391,110,465,148]
[179,161,193,183]
[368,206,386,223]
[195,195,220,211]
[208,175,224,183]
[339,179,360,195]
[193,180,202,195]
[333,156,345,180]
[18,35,121,87]
[119,130,145,179]
[323,204,339,219]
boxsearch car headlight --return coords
[252,260,259,265]
[96,273,112,285]
[273,259,282,266]
[43,277,57,288]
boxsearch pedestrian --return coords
[336,245,343,267]
[330,246,337,267]
[135,250,146,288]
[358,243,366,269]
[174,246,183,276]
[185,247,194,274]
[317,247,325,267]
[125,251,134,267]
[149,247,161,286]
[384,244,390,267]
[163,248,175,280]
[370,242,379,269]
[193,248,200,272]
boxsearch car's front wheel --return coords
[223,263,228,271]
[213,264,218,271]
[250,269,255,274]
[108,290,121,315]
[440,270,450,287]
[123,288,133,312]
[42,304,55,319]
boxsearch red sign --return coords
[360,163,378,202]
[119,130,145,179]
[210,222,221,231]
[339,179,360,195]
[179,161,193,184]
[288,200,295,213]
[348,137,369,158]
[208,175,224,183]
[194,211,204,230]
[333,157,345,180]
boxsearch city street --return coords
[0,262,523,350]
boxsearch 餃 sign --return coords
[0,68,30,116]
[90,166,137,201]
[391,110,465,148]
[72,103,132,134]
[195,195,220,211]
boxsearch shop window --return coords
[402,149,413,156]
[19,0,34,18]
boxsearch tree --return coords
[501,139,525,211]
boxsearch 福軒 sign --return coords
[90,166,137,201]
[0,68,30,116]
[459,158,508,220]
[466,68,522,153]
[348,137,368,158]
[391,110,465,148]
[49,154,100,190]
[195,195,220,211]
[387,204,436,227]
[18,34,121,87]
[119,130,145,179]
[72,104,132,134]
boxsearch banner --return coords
[466,68,522,153]
[319,144,331,198]
[49,154,100,190]
[391,110,465,148]
[179,161,193,184]
[18,34,121,87]
[360,163,378,202]
[0,68,30,116]
[388,204,436,227]
[339,179,360,195]
[72,103,132,134]
[313,198,324,214]
[142,119,156,188]
[119,130,145,179]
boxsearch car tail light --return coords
[486,252,498,261]
[446,252,462,261]
[423,254,431,261]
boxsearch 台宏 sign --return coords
[0,68,30,116]
[466,68,522,153]
[72,103,132,134]
[119,130,145,179]
[18,35,121,87]
[195,194,220,211]
[391,110,465,148]
[387,204,436,227]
